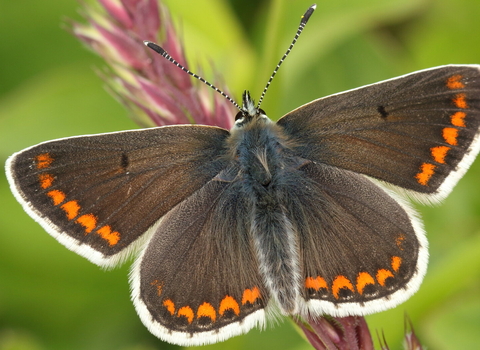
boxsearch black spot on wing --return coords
[377,105,388,119]
[121,153,129,169]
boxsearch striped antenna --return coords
[144,41,241,111]
[256,4,317,109]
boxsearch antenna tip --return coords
[143,41,165,55]
[301,4,316,24]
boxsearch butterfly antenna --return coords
[256,4,316,109]
[144,41,241,111]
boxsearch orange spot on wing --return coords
[391,256,402,272]
[61,200,80,220]
[197,302,217,322]
[177,306,194,324]
[446,75,465,89]
[431,146,450,164]
[396,234,406,250]
[47,190,65,205]
[219,296,240,316]
[150,280,163,296]
[451,111,466,127]
[38,173,54,189]
[242,287,261,305]
[76,214,97,233]
[443,127,459,146]
[36,153,54,169]
[356,272,375,295]
[332,275,354,299]
[415,163,436,186]
[305,276,328,291]
[163,299,175,315]
[453,93,468,109]
[96,225,120,246]
[376,269,394,286]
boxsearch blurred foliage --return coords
[1,0,480,349]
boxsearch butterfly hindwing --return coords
[131,170,268,346]
[278,65,480,202]
[285,161,427,316]
[6,125,230,267]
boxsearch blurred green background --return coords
[1,0,480,349]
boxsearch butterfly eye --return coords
[235,111,245,121]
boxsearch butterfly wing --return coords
[284,161,427,316]
[278,65,480,202]
[131,169,268,346]
[6,125,230,267]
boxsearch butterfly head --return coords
[234,91,268,129]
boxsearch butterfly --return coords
[5,4,480,346]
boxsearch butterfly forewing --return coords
[278,65,480,202]
[132,172,268,345]
[6,125,230,267]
